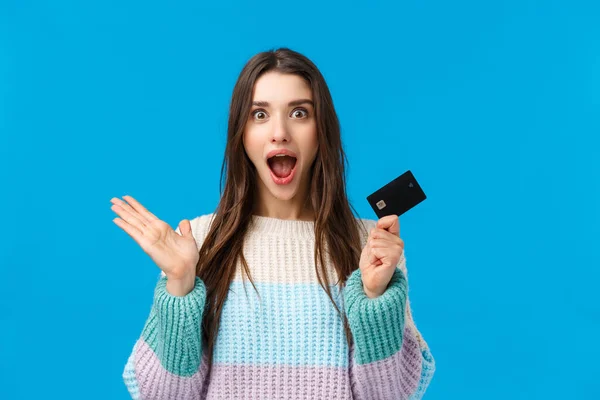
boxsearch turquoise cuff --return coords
[140,276,206,376]
[343,267,408,365]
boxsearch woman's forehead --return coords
[252,72,312,104]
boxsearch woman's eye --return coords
[252,110,267,120]
[292,108,308,118]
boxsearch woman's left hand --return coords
[359,215,404,299]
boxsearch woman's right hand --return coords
[110,195,199,283]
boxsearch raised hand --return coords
[359,215,404,299]
[110,195,199,283]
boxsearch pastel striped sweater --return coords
[123,213,435,399]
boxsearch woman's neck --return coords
[253,193,315,221]
[252,207,315,221]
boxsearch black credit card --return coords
[366,170,427,219]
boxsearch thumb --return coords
[178,219,193,237]
[377,214,400,236]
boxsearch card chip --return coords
[376,200,386,210]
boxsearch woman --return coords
[114,47,435,399]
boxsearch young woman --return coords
[113,48,435,399]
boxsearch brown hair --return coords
[195,47,367,375]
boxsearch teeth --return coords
[271,154,295,158]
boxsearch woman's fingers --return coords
[110,195,160,234]
[370,227,401,241]
[370,247,381,264]
[365,242,384,266]
[369,247,379,264]
[369,228,404,248]
[369,238,404,262]
[369,237,404,250]
[377,215,400,236]
[367,230,403,268]
[369,251,383,266]
[113,217,146,248]
[110,202,147,234]
[111,197,149,226]
[122,195,159,223]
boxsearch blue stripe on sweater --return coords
[213,280,351,367]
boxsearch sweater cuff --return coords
[140,276,207,376]
[155,275,206,303]
[343,267,408,365]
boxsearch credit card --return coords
[366,170,427,219]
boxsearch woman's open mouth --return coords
[267,154,297,185]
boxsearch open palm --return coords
[110,195,199,280]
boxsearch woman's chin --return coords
[268,183,298,201]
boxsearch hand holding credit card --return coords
[366,170,427,219]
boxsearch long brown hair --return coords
[195,47,367,375]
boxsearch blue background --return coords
[1,1,598,398]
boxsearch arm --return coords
[123,275,209,400]
[343,221,435,399]
[123,217,215,399]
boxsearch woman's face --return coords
[243,71,318,208]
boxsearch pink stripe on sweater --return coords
[133,323,422,399]
[349,324,422,400]
[134,339,353,399]
[134,339,209,400]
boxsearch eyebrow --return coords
[251,99,314,107]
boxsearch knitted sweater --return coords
[123,213,435,399]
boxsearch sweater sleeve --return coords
[123,275,209,400]
[122,214,215,399]
[342,220,435,399]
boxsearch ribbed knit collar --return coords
[249,215,316,239]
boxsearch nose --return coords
[271,114,290,143]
